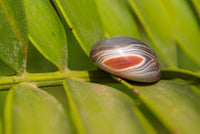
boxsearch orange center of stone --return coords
[103,56,143,70]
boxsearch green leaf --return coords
[63,79,155,134]
[0,60,14,76]
[132,80,200,134]
[66,25,97,71]
[4,83,74,134]
[107,82,174,134]
[128,0,177,67]
[24,0,68,70]
[161,0,200,69]
[27,41,57,73]
[191,0,200,20]
[177,45,199,71]
[95,0,140,38]
[0,116,2,134]
[0,91,8,118]
[53,0,105,55]
[0,0,28,74]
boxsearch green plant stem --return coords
[161,68,200,83]
[0,70,110,90]
[0,68,199,90]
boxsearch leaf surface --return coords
[4,83,74,134]
[161,0,200,70]
[63,79,155,134]
[95,0,140,38]
[0,116,2,134]
[128,0,176,67]
[53,0,105,55]
[24,0,68,70]
[66,25,97,71]
[0,0,27,73]
[132,80,200,134]
[191,0,200,19]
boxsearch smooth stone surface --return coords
[90,36,161,83]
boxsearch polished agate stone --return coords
[90,36,161,83]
